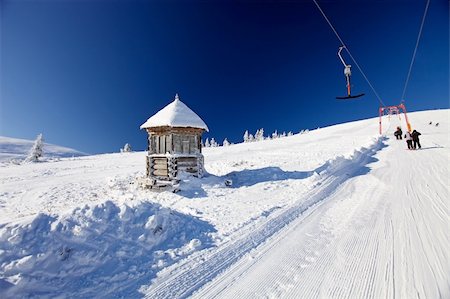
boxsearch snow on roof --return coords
[140,94,209,131]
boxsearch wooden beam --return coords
[153,163,168,170]
[153,169,169,177]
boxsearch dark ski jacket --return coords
[411,130,421,141]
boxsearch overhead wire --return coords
[312,0,385,107]
[400,0,431,102]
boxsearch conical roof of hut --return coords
[140,94,209,131]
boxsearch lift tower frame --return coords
[379,103,411,135]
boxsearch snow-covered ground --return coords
[0,136,87,165]
[0,110,448,298]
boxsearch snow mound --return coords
[0,136,87,164]
[0,201,215,298]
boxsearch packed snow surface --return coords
[140,94,209,131]
[0,110,448,298]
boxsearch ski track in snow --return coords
[0,110,448,298]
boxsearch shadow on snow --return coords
[179,138,388,199]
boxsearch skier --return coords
[394,127,402,140]
[405,131,413,150]
[411,129,422,149]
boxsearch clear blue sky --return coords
[1,0,448,154]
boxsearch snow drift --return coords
[0,201,214,298]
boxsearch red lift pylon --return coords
[379,103,411,135]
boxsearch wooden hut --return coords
[139,94,209,188]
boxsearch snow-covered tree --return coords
[205,138,210,147]
[121,143,132,153]
[271,130,278,139]
[281,132,286,137]
[25,133,44,162]
[248,134,254,142]
[255,128,264,141]
[210,138,218,147]
[223,138,230,146]
[243,130,249,143]
[288,131,293,137]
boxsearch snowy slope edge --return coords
[0,136,88,164]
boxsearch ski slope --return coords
[0,110,448,298]
[192,127,449,298]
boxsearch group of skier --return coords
[394,126,421,150]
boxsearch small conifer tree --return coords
[210,138,218,147]
[121,143,132,152]
[255,128,264,141]
[272,130,278,139]
[243,130,249,143]
[25,133,44,162]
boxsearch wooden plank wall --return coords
[177,157,198,173]
[144,127,205,179]
[150,157,168,177]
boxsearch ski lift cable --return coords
[400,0,431,102]
[312,0,385,107]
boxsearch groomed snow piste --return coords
[0,109,448,298]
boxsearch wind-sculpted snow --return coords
[315,137,387,178]
[0,201,215,298]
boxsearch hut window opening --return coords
[174,134,182,153]
[166,134,172,154]
[159,135,166,154]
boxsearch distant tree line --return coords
[203,128,310,148]
[202,138,233,148]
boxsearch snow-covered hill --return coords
[0,136,87,164]
[0,110,448,298]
